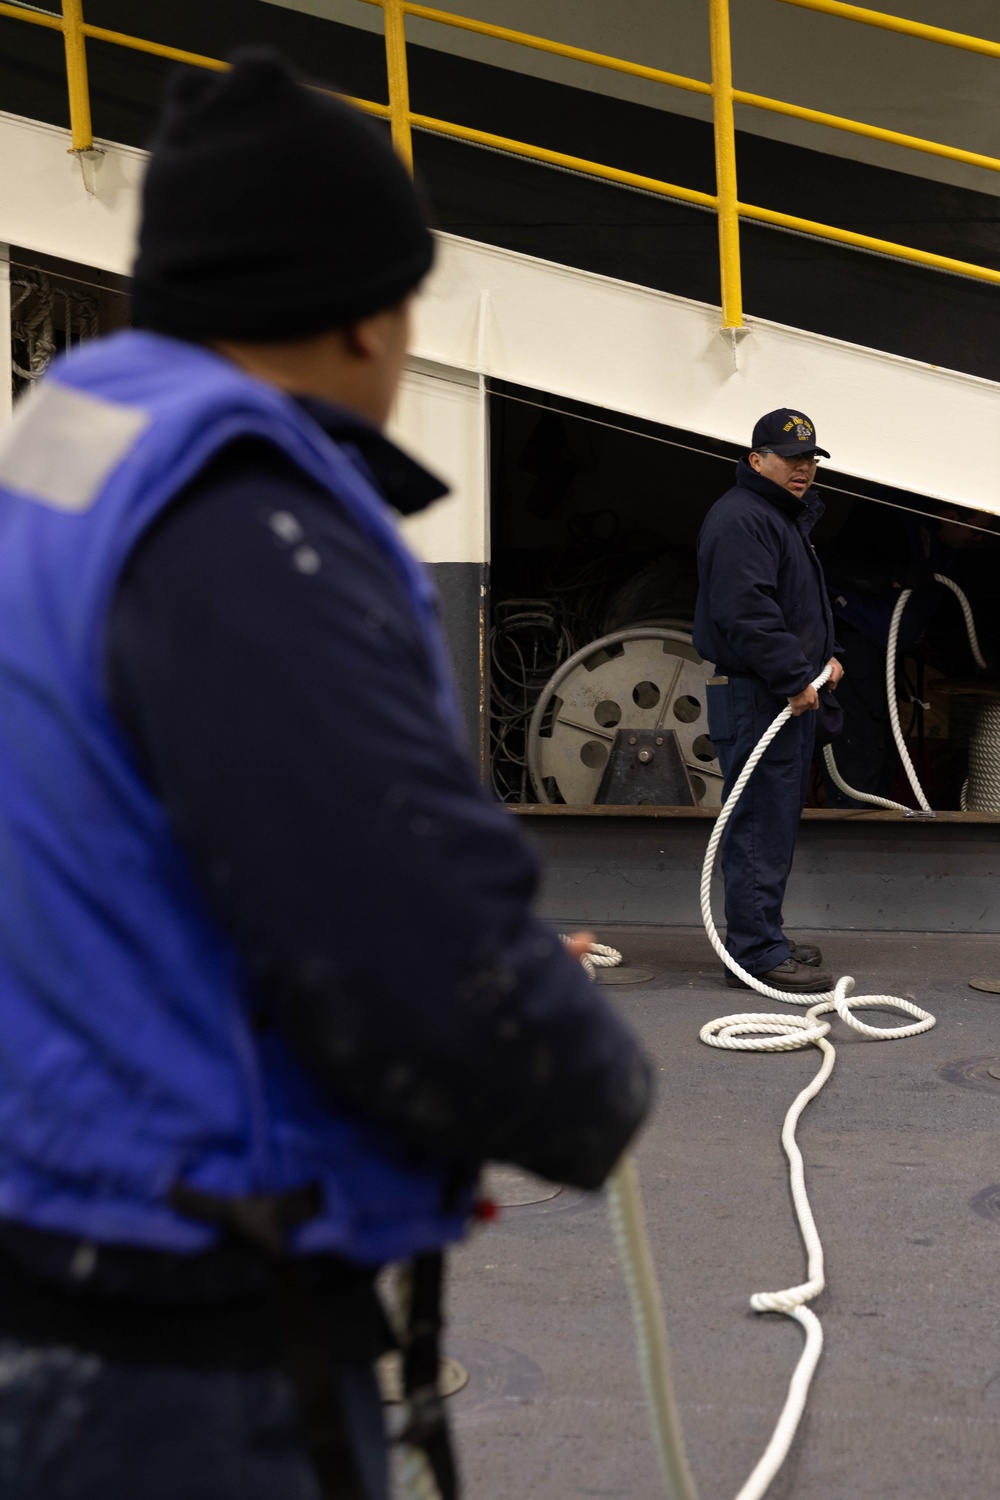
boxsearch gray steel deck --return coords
[446,926,1000,1498]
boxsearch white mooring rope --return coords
[695,664,935,1499]
[604,661,936,1500]
[560,936,623,980]
[607,1158,700,1500]
[692,669,935,1500]
[604,578,992,1496]
[883,583,934,814]
[825,572,987,815]
[933,573,987,671]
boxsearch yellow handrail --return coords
[734,89,1000,177]
[739,200,1000,287]
[408,112,717,210]
[774,0,1000,62]
[79,20,390,121]
[80,24,227,73]
[369,0,713,99]
[0,0,60,28]
[2,0,1000,329]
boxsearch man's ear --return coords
[748,450,763,474]
[342,317,383,360]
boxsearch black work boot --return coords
[724,957,833,993]
[789,941,823,966]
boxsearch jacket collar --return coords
[294,394,448,517]
[735,456,824,527]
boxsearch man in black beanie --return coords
[132,48,435,339]
[0,49,650,1500]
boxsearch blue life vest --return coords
[0,330,468,1262]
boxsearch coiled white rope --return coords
[964,700,1000,811]
[561,936,623,980]
[930,575,1000,811]
[585,941,624,968]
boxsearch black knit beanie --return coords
[132,49,435,340]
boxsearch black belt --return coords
[172,1183,459,1500]
[0,1187,459,1500]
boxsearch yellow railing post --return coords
[60,0,94,154]
[383,0,414,173]
[708,0,743,333]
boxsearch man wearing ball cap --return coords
[694,408,843,995]
[0,49,650,1499]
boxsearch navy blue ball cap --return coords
[751,408,830,459]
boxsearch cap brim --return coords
[768,442,831,459]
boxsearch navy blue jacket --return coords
[693,459,836,698]
[106,395,652,1194]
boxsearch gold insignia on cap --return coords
[783,416,814,442]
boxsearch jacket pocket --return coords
[706,680,735,745]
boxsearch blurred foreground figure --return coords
[0,52,650,1500]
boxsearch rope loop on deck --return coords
[560,936,622,980]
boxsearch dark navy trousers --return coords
[0,1342,388,1500]
[707,675,816,976]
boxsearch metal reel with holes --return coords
[526,627,723,806]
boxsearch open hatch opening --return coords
[488,379,1000,819]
